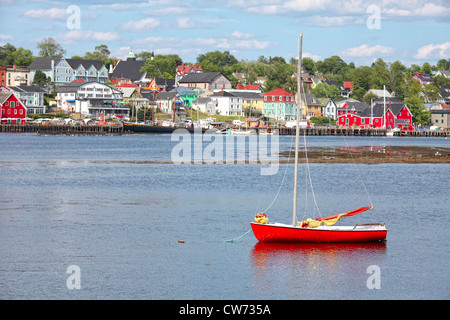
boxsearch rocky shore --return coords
[279,146,450,164]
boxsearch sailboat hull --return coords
[250,222,387,243]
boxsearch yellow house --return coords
[230,91,264,116]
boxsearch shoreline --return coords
[279,146,450,164]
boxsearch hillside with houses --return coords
[1,40,449,131]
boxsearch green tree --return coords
[434,75,450,88]
[311,83,341,99]
[84,44,111,65]
[421,62,432,74]
[140,54,183,79]
[262,59,296,93]
[37,37,66,57]
[388,60,407,100]
[423,84,441,102]
[0,43,34,66]
[436,59,450,70]
[196,50,238,78]
[405,80,430,126]
[32,69,53,93]
[350,66,373,100]
[302,57,315,74]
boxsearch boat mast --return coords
[292,33,303,226]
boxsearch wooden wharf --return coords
[0,123,448,137]
[0,123,124,135]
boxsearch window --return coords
[272,96,275,101]
[10,101,15,108]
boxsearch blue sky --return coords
[1,0,449,67]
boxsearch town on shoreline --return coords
[1,40,449,134]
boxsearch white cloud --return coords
[176,17,195,29]
[0,34,14,41]
[57,30,120,44]
[303,52,321,61]
[134,33,272,52]
[414,42,450,59]
[303,15,365,27]
[121,18,161,32]
[24,8,67,20]
[340,44,395,57]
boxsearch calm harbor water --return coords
[0,133,448,300]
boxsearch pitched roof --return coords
[210,90,236,97]
[303,93,321,105]
[263,88,294,96]
[56,81,87,93]
[7,85,45,93]
[176,64,203,75]
[110,59,146,82]
[0,91,12,104]
[178,72,225,83]
[66,59,105,70]
[229,91,262,99]
[29,57,62,70]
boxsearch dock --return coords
[275,127,387,136]
[0,123,124,135]
[0,123,448,137]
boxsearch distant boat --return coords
[123,122,206,133]
[250,33,387,243]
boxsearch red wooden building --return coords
[0,91,28,124]
[337,98,414,130]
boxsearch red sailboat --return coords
[250,34,387,243]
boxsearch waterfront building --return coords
[230,91,263,116]
[209,90,242,116]
[262,88,296,121]
[56,81,126,117]
[0,91,27,124]
[0,65,30,86]
[192,97,217,115]
[29,57,108,86]
[175,63,203,86]
[170,86,197,108]
[301,93,322,118]
[7,85,46,114]
[109,51,147,84]
[430,104,450,129]
[337,98,414,130]
[178,72,232,93]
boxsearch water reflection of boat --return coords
[251,242,386,271]
[251,241,387,259]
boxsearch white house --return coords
[209,90,242,116]
[192,97,217,115]
[56,81,125,116]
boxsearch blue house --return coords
[29,57,108,86]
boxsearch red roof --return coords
[343,81,353,89]
[176,63,203,75]
[263,88,294,97]
[243,83,261,90]
[116,83,138,88]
